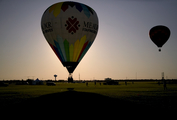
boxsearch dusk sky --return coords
[0,0,177,80]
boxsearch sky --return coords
[0,0,177,80]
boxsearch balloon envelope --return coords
[41,1,99,73]
[149,25,170,51]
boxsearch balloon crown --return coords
[48,1,95,18]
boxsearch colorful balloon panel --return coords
[41,1,99,73]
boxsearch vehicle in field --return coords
[46,82,56,86]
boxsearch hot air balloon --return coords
[149,25,170,52]
[41,1,99,82]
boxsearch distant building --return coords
[104,78,118,85]
[34,78,44,85]
[27,78,43,85]
[105,78,112,81]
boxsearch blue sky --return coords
[0,0,177,80]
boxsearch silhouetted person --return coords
[163,80,167,90]
[86,82,88,86]
[158,81,160,85]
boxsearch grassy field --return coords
[0,81,177,115]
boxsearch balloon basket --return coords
[68,73,73,83]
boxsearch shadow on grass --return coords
[3,90,174,117]
[11,90,150,114]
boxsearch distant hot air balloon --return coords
[149,25,170,52]
[41,1,99,82]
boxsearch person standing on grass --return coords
[164,80,167,90]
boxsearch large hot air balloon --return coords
[41,1,99,82]
[149,25,170,52]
